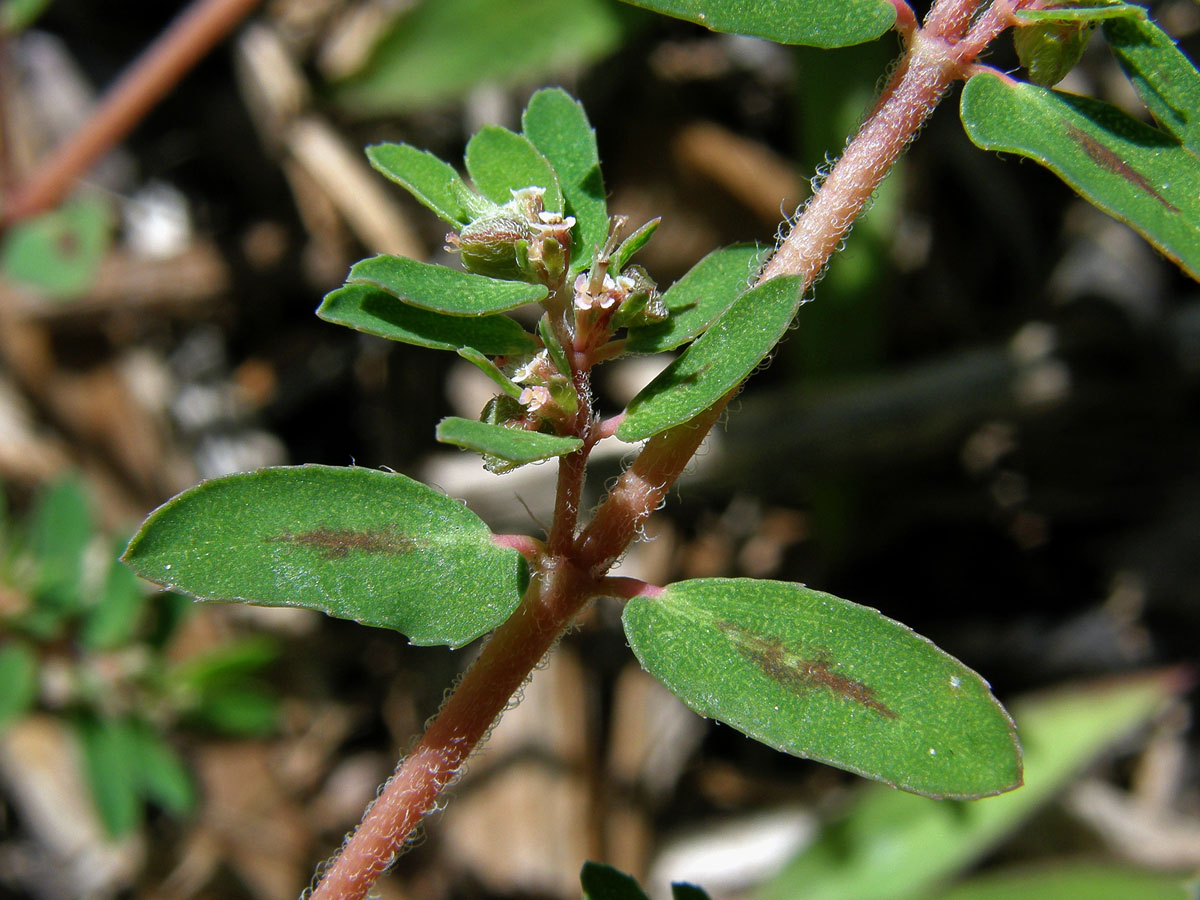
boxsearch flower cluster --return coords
[446,187,575,285]
[572,262,666,353]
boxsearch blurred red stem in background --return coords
[0,0,263,228]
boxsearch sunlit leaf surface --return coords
[348,255,548,316]
[625,244,767,353]
[522,88,609,270]
[318,284,538,355]
[465,126,564,213]
[619,275,801,441]
[1102,11,1200,150]
[123,466,527,648]
[624,578,1022,799]
[366,143,481,226]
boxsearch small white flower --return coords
[574,272,625,311]
[519,385,553,413]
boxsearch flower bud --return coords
[613,264,667,327]
[449,214,536,282]
[447,187,575,285]
[1014,18,1095,87]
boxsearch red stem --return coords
[308,557,593,900]
[1,0,264,225]
[492,533,545,559]
[548,366,593,557]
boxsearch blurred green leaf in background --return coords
[330,0,629,115]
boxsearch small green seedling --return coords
[0,476,279,838]
[120,0,1200,897]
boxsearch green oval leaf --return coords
[617,0,895,48]
[626,244,768,354]
[0,642,38,731]
[122,465,528,648]
[318,283,538,355]
[437,416,583,465]
[522,88,609,270]
[465,126,564,213]
[0,196,111,299]
[329,0,623,116]
[76,715,142,837]
[129,722,195,816]
[366,143,487,226]
[960,71,1200,281]
[623,579,1022,800]
[618,274,802,442]
[348,255,548,316]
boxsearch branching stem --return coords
[307,1,1012,897]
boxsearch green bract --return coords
[1014,18,1096,87]
[122,466,528,648]
[624,579,1022,799]
[610,218,660,275]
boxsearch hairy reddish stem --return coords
[307,1,1012,897]
[309,556,593,900]
[548,365,593,556]
[1,0,263,225]
[491,533,545,559]
[601,576,665,601]
[577,395,729,576]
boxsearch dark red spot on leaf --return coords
[267,526,419,559]
[720,623,899,720]
[1066,124,1180,212]
[55,229,81,258]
